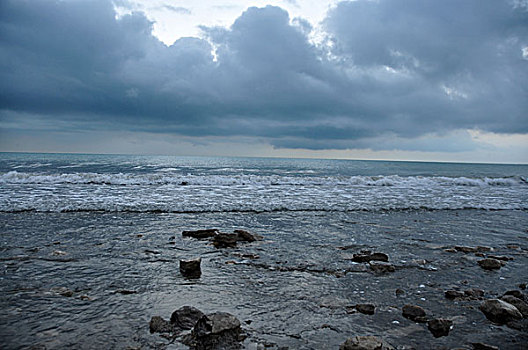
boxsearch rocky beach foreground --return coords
[1,209,527,349]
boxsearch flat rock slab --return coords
[182,229,218,239]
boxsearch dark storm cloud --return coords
[0,0,527,151]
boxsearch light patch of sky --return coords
[114,0,340,45]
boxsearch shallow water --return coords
[1,209,527,349]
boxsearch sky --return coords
[0,0,527,163]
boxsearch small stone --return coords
[352,252,389,263]
[339,336,394,350]
[170,306,205,330]
[50,287,73,297]
[395,288,405,296]
[445,290,465,299]
[488,255,513,261]
[519,283,527,290]
[51,250,67,256]
[79,295,91,301]
[480,299,522,324]
[149,316,172,333]
[369,261,395,274]
[180,258,201,278]
[503,290,525,300]
[347,304,375,315]
[212,233,238,248]
[427,318,453,338]
[471,343,499,350]
[402,304,427,323]
[500,295,528,317]
[182,229,218,239]
[477,258,502,270]
[444,248,457,253]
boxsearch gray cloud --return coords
[162,5,191,15]
[0,0,527,152]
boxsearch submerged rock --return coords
[182,229,218,239]
[480,299,522,324]
[339,335,394,350]
[427,318,453,338]
[402,304,427,323]
[187,312,243,350]
[477,258,502,270]
[171,306,205,330]
[50,287,74,297]
[180,258,202,278]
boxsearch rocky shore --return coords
[146,226,528,349]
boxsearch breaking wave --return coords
[1,171,526,187]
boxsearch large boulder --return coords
[480,299,522,324]
[500,295,528,318]
[171,306,205,330]
[339,336,394,350]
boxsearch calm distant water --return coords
[0,152,527,212]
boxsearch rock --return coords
[352,252,389,263]
[444,248,457,253]
[149,316,172,333]
[445,290,465,299]
[347,304,375,315]
[464,288,485,299]
[234,229,260,242]
[170,306,205,330]
[488,255,513,261]
[115,289,137,295]
[339,336,394,350]
[427,318,453,338]
[519,283,527,290]
[402,304,427,323]
[395,288,405,297]
[180,258,201,278]
[182,229,218,239]
[471,343,499,350]
[189,312,243,350]
[50,287,73,297]
[213,233,238,248]
[454,246,477,253]
[480,299,522,324]
[51,250,67,256]
[477,258,502,270]
[369,261,395,274]
[500,295,528,317]
[503,290,525,300]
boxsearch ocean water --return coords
[1,153,527,212]
[1,153,527,349]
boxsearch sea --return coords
[1,152,527,213]
[1,153,527,349]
